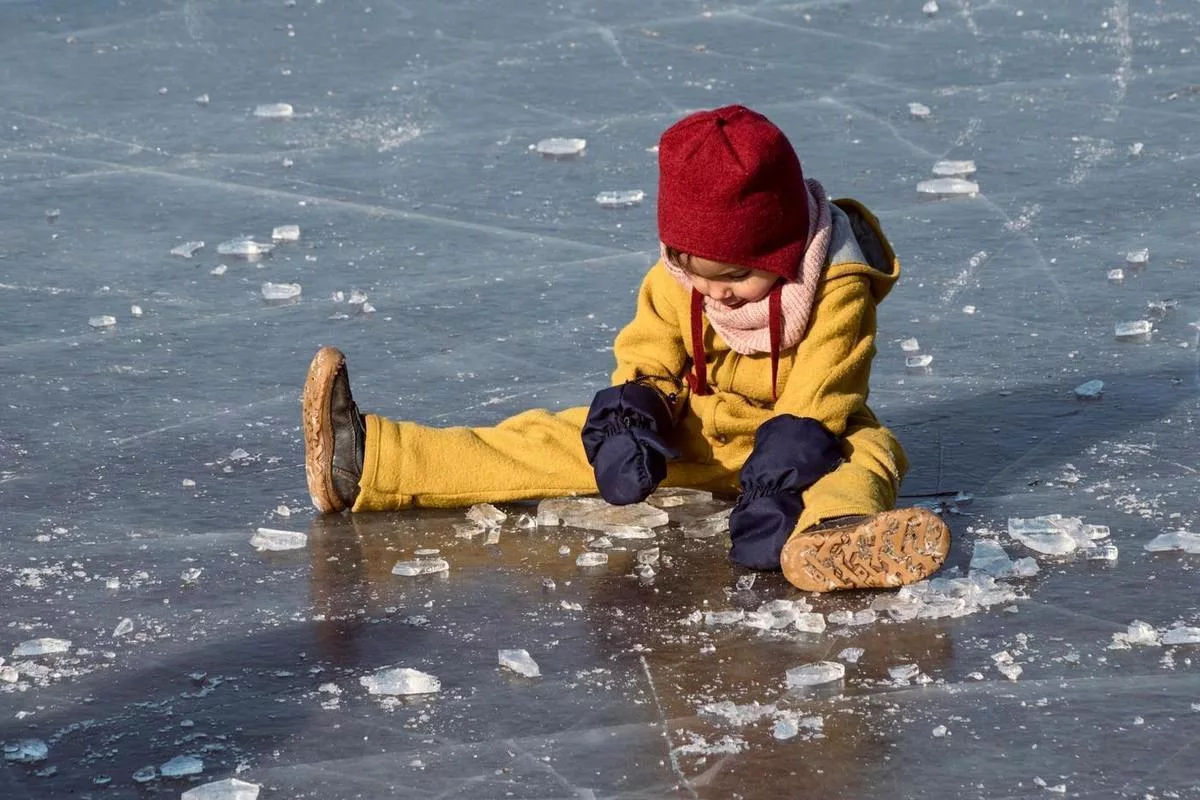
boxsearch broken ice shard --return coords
[253,102,294,119]
[391,558,450,576]
[1114,320,1152,342]
[1144,531,1200,554]
[160,754,204,777]
[361,666,440,695]
[112,617,134,637]
[250,528,307,551]
[217,238,274,259]
[905,354,933,372]
[899,337,920,352]
[576,552,608,568]
[1107,268,1124,282]
[704,609,745,625]
[170,241,205,258]
[969,540,1016,576]
[132,766,157,783]
[1126,248,1150,266]
[533,137,586,158]
[182,778,261,800]
[261,282,302,301]
[12,638,71,657]
[888,663,920,681]
[271,225,300,242]
[537,496,669,530]
[1115,620,1160,646]
[786,661,845,688]
[838,647,865,664]
[917,178,979,197]
[595,190,645,208]
[88,315,117,329]
[1074,379,1104,399]
[909,102,931,119]
[4,739,49,763]
[1007,516,1080,555]
[931,160,975,176]
[498,649,541,677]
[598,524,655,539]
[1161,626,1200,645]
[466,503,506,528]
[647,487,714,508]
[922,0,939,15]
[1087,544,1118,561]
[826,609,876,626]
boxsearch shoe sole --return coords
[302,346,347,513]
[780,508,950,592]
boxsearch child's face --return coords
[681,256,780,309]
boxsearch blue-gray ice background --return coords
[2,0,1199,797]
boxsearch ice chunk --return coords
[793,612,827,633]
[250,528,307,551]
[1126,248,1150,266]
[217,238,273,260]
[182,778,261,800]
[1145,531,1200,554]
[1161,626,1200,645]
[391,558,449,576]
[646,487,714,508]
[537,496,669,530]
[905,354,933,371]
[1007,517,1079,555]
[1107,267,1125,283]
[599,524,655,540]
[271,225,300,242]
[112,618,134,637]
[1119,620,1161,646]
[932,724,948,737]
[704,610,745,625]
[684,508,732,538]
[595,190,645,208]
[533,137,586,158]
[261,282,302,301]
[700,701,777,726]
[922,0,939,15]
[1114,320,1152,342]
[89,315,117,329]
[735,574,756,591]
[466,503,506,528]
[827,609,877,626]
[997,662,1022,681]
[576,552,608,568]
[908,102,931,119]
[170,241,205,258]
[636,547,660,565]
[1073,379,1104,399]
[131,766,157,783]
[361,667,440,695]
[970,540,1016,576]
[130,304,144,318]
[785,661,845,688]
[210,264,228,276]
[253,102,294,119]
[917,178,979,197]
[888,663,920,681]
[899,337,921,352]
[772,712,824,741]
[498,649,541,678]
[347,289,369,305]
[1129,142,1144,157]
[838,647,865,664]
[12,638,71,657]
[160,755,204,777]
[931,159,975,176]
[4,739,49,763]
[1087,544,1118,562]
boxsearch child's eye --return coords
[727,272,750,282]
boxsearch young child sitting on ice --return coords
[301,104,950,593]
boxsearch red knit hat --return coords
[657,106,810,398]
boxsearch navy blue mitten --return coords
[728,415,844,570]
[582,382,680,505]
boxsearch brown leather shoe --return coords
[302,347,365,513]
[780,508,950,592]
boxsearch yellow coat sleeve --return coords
[610,264,690,419]
[773,274,876,438]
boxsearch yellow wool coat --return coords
[354,198,906,532]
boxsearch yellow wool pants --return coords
[351,406,905,533]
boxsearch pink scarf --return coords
[662,178,832,397]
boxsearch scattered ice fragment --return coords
[908,102,931,119]
[1107,268,1124,282]
[46,208,60,222]
[498,649,541,678]
[793,612,827,633]
[932,724,948,737]
[484,529,500,545]
[1074,379,1104,399]
[210,264,228,276]
[576,552,609,568]
[170,241,205,258]
[905,354,934,370]
[261,282,302,301]
[735,574,757,591]
[250,528,307,551]
[538,497,669,530]
[1125,248,1149,266]
[360,301,377,314]
[1116,620,1161,647]
[888,663,920,681]
[838,647,865,664]
[347,289,369,305]
[558,545,571,556]
[588,535,612,550]
[1144,530,1200,554]
[704,610,745,625]
[113,618,134,637]
[413,548,440,557]
[229,447,251,460]
[636,547,659,565]
[599,524,655,539]
[466,503,506,528]
[361,667,440,695]
[1161,626,1200,645]
[786,661,845,688]
[130,304,143,318]
[274,504,291,517]
[217,238,274,259]
[917,178,979,197]
[1114,320,1152,342]
[0,667,18,683]
[12,638,71,657]
[1128,141,1144,156]
[969,540,1017,577]
[533,137,586,158]
[89,315,117,329]
[181,778,261,800]
[132,766,158,783]
[997,662,1022,680]
[962,305,976,314]
[595,190,645,208]
[931,159,975,176]
[700,701,777,726]
[1087,544,1119,561]
[922,0,939,15]
[253,102,294,119]
[271,224,300,242]
[1007,517,1080,555]
[899,337,920,352]
[560,600,582,611]
[647,487,714,508]
[827,609,876,626]
[181,567,202,585]
[194,93,210,106]
[4,739,49,763]
[160,755,204,778]
[391,558,449,576]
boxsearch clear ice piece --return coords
[113,618,134,637]
[905,354,934,370]
[1107,268,1124,282]
[838,647,865,664]
[361,666,440,695]
[793,612,827,633]
[1074,379,1104,399]
[1087,544,1118,561]
[89,315,117,329]
[917,178,979,197]
[704,610,745,625]
[250,528,307,551]
[182,778,261,800]
[210,264,228,276]
[595,190,645,208]
[261,282,301,301]
[537,497,669,530]
[735,574,757,591]
[498,649,541,678]
[217,238,274,259]
[12,638,71,657]
[1161,626,1200,645]
[899,337,921,352]
[1126,248,1150,265]
[1114,320,1152,341]
[598,524,655,540]
[533,137,586,158]
[466,503,506,527]
[1144,531,1200,554]
[969,540,1016,577]
[132,766,157,783]
[909,102,931,118]
[922,0,939,15]
[271,225,300,242]
[576,552,608,568]
[888,663,920,681]
[391,558,449,576]
[785,661,845,688]
[160,754,204,777]
[931,159,975,176]
[997,662,1022,680]
[684,508,731,538]
[1007,517,1079,555]
[170,241,205,258]
[4,739,49,763]
[646,487,714,508]
[253,103,294,119]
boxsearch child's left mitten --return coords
[728,415,843,569]
[581,382,680,505]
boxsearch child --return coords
[302,104,950,593]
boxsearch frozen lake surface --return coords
[2,0,1198,797]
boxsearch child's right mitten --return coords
[581,382,679,506]
[728,415,844,570]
